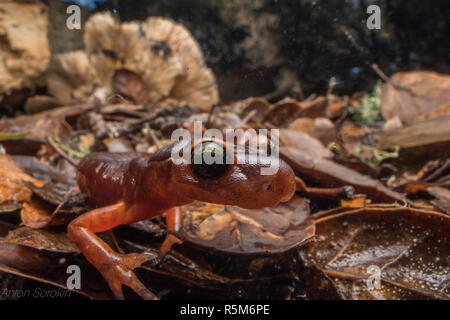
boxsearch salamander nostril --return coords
[266,184,272,191]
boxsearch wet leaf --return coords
[301,206,449,299]
[177,197,314,254]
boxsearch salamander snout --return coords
[258,160,296,206]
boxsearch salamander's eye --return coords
[191,141,230,179]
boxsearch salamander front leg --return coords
[68,202,158,300]
[160,207,183,258]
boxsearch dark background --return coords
[39,0,450,103]
[84,0,450,100]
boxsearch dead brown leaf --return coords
[427,186,450,215]
[0,154,45,207]
[301,206,450,299]
[279,132,409,204]
[112,69,148,105]
[177,196,314,254]
[381,71,450,124]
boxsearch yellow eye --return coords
[191,141,230,179]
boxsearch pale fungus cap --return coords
[47,12,218,111]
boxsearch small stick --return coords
[423,158,450,183]
[371,64,391,83]
[327,77,336,96]
[105,93,132,105]
[371,64,416,96]
[50,186,75,219]
[295,176,355,200]
[241,109,257,125]
[47,136,79,167]
[149,129,162,149]
[108,229,125,254]
[206,104,218,127]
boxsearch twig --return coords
[149,129,162,149]
[241,109,257,125]
[108,229,125,254]
[106,93,133,105]
[371,64,416,96]
[371,64,391,83]
[423,159,450,183]
[50,186,75,219]
[47,136,79,167]
[327,77,336,96]
[206,104,218,127]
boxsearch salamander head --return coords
[168,139,296,209]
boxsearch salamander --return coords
[68,139,296,299]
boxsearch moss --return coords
[350,81,383,124]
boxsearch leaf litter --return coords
[0,11,448,300]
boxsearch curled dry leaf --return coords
[0,154,45,207]
[301,206,449,299]
[111,69,148,105]
[297,96,329,118]
[381,71,450,124]
[177,197,314,254]
[263,98,303,127]
[20,202,55,229]
[2,155,83,229]
[233,97,271,123]
[20,181,86,228]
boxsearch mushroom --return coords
[47,12,218,111]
